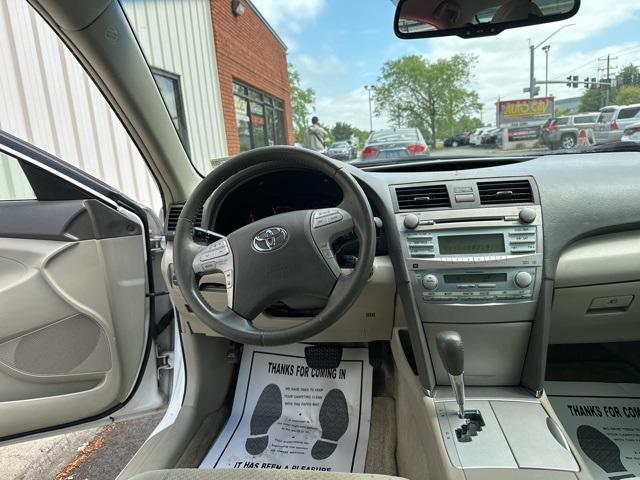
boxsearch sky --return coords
[251,0,640,132]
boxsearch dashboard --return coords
[166,150,640,395]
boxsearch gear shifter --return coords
[436,331,465,418]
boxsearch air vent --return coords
[477,180,533,205]
[395,184,451,211]
[166,203,203,231]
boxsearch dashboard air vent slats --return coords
[395,184,451,210]
[477,180,533,205]
[166,203,203,231]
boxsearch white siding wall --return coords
[123,0,228,174]
[0,0,227,210]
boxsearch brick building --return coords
[210,0,295,155]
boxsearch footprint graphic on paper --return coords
[311,389,349,460]
[577,425,634,480]
[245,384,282,455]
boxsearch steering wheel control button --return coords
[514,271,533,288]
[422,274,438,290]
[312,209,343,228]
[403,214,419,229]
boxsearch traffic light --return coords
[591,78,597,89]
[566,75,579,88]
[584,77,590,88]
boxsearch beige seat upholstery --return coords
[130,469,407,480]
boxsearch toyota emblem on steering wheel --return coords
[252,227,288,252]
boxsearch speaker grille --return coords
[0,314,111,376]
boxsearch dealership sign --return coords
[498,97,554,127]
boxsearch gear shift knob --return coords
[436,331,465,418]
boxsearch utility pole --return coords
[364,85,374,132]
[598,54,618,106]
[527,24,574,99]
[542,45,551,97]
[529,44,535,98]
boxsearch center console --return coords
[390,178,583,478]
[392,178,543,386]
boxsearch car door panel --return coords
[0,199,148,438]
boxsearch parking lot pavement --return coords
[0,413,162,480]
[0,427,101,480]
[69,413,163,480]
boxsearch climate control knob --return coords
[519,208,536,224]
[404,214,419,230]
[422,274,439,290]
[514,271,533,289]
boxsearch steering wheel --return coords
[173,146,376,346]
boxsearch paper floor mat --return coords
[200,343,372,473]
[550,394,640,480]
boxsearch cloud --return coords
[294,53,347,77]
[422,0,640,124]
[315,87,387,131]
[250,0,326,34]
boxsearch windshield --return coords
[122,0,640,173]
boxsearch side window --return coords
[573,115,597,124]
[0,152,35,201]
[618,107,640,120]
[152,69,190,156]
[0,1,161,210]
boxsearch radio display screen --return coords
[438,234,505,255]
[444,273,507,284]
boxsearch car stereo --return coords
[396,206,543,306]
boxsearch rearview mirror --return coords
[394,0,580,39]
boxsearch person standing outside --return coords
[303,116,328,152]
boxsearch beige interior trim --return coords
[555,230,640,288]
[163,245,397,342]
[0,235,147,438]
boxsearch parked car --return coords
[326,140,356,161]
[483,127,503,146]
[443,133,466,147]
[621,122,640,143]
[469,127,494,146]
[594,104,640,145]
[541,113,599,150]
[361,128,428,160]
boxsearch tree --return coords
[579,88,603,112]
[616,64,640,88]
[330,122,369,148]
[288,63,316,142]
[555,108,572,117]
[615,86,640,106]
[332,122,354,141]
[371,54,482,141]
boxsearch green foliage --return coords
[331,122,354,141]
[331,122,369,147]
[614,86,640,106]
[555,108,572,117]
[438,114,483,137]
[579,88,603,112]
[288,63,316,142]
[371,54,482,141]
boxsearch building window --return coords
[152,69,190,155]
[233,81,287,151]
